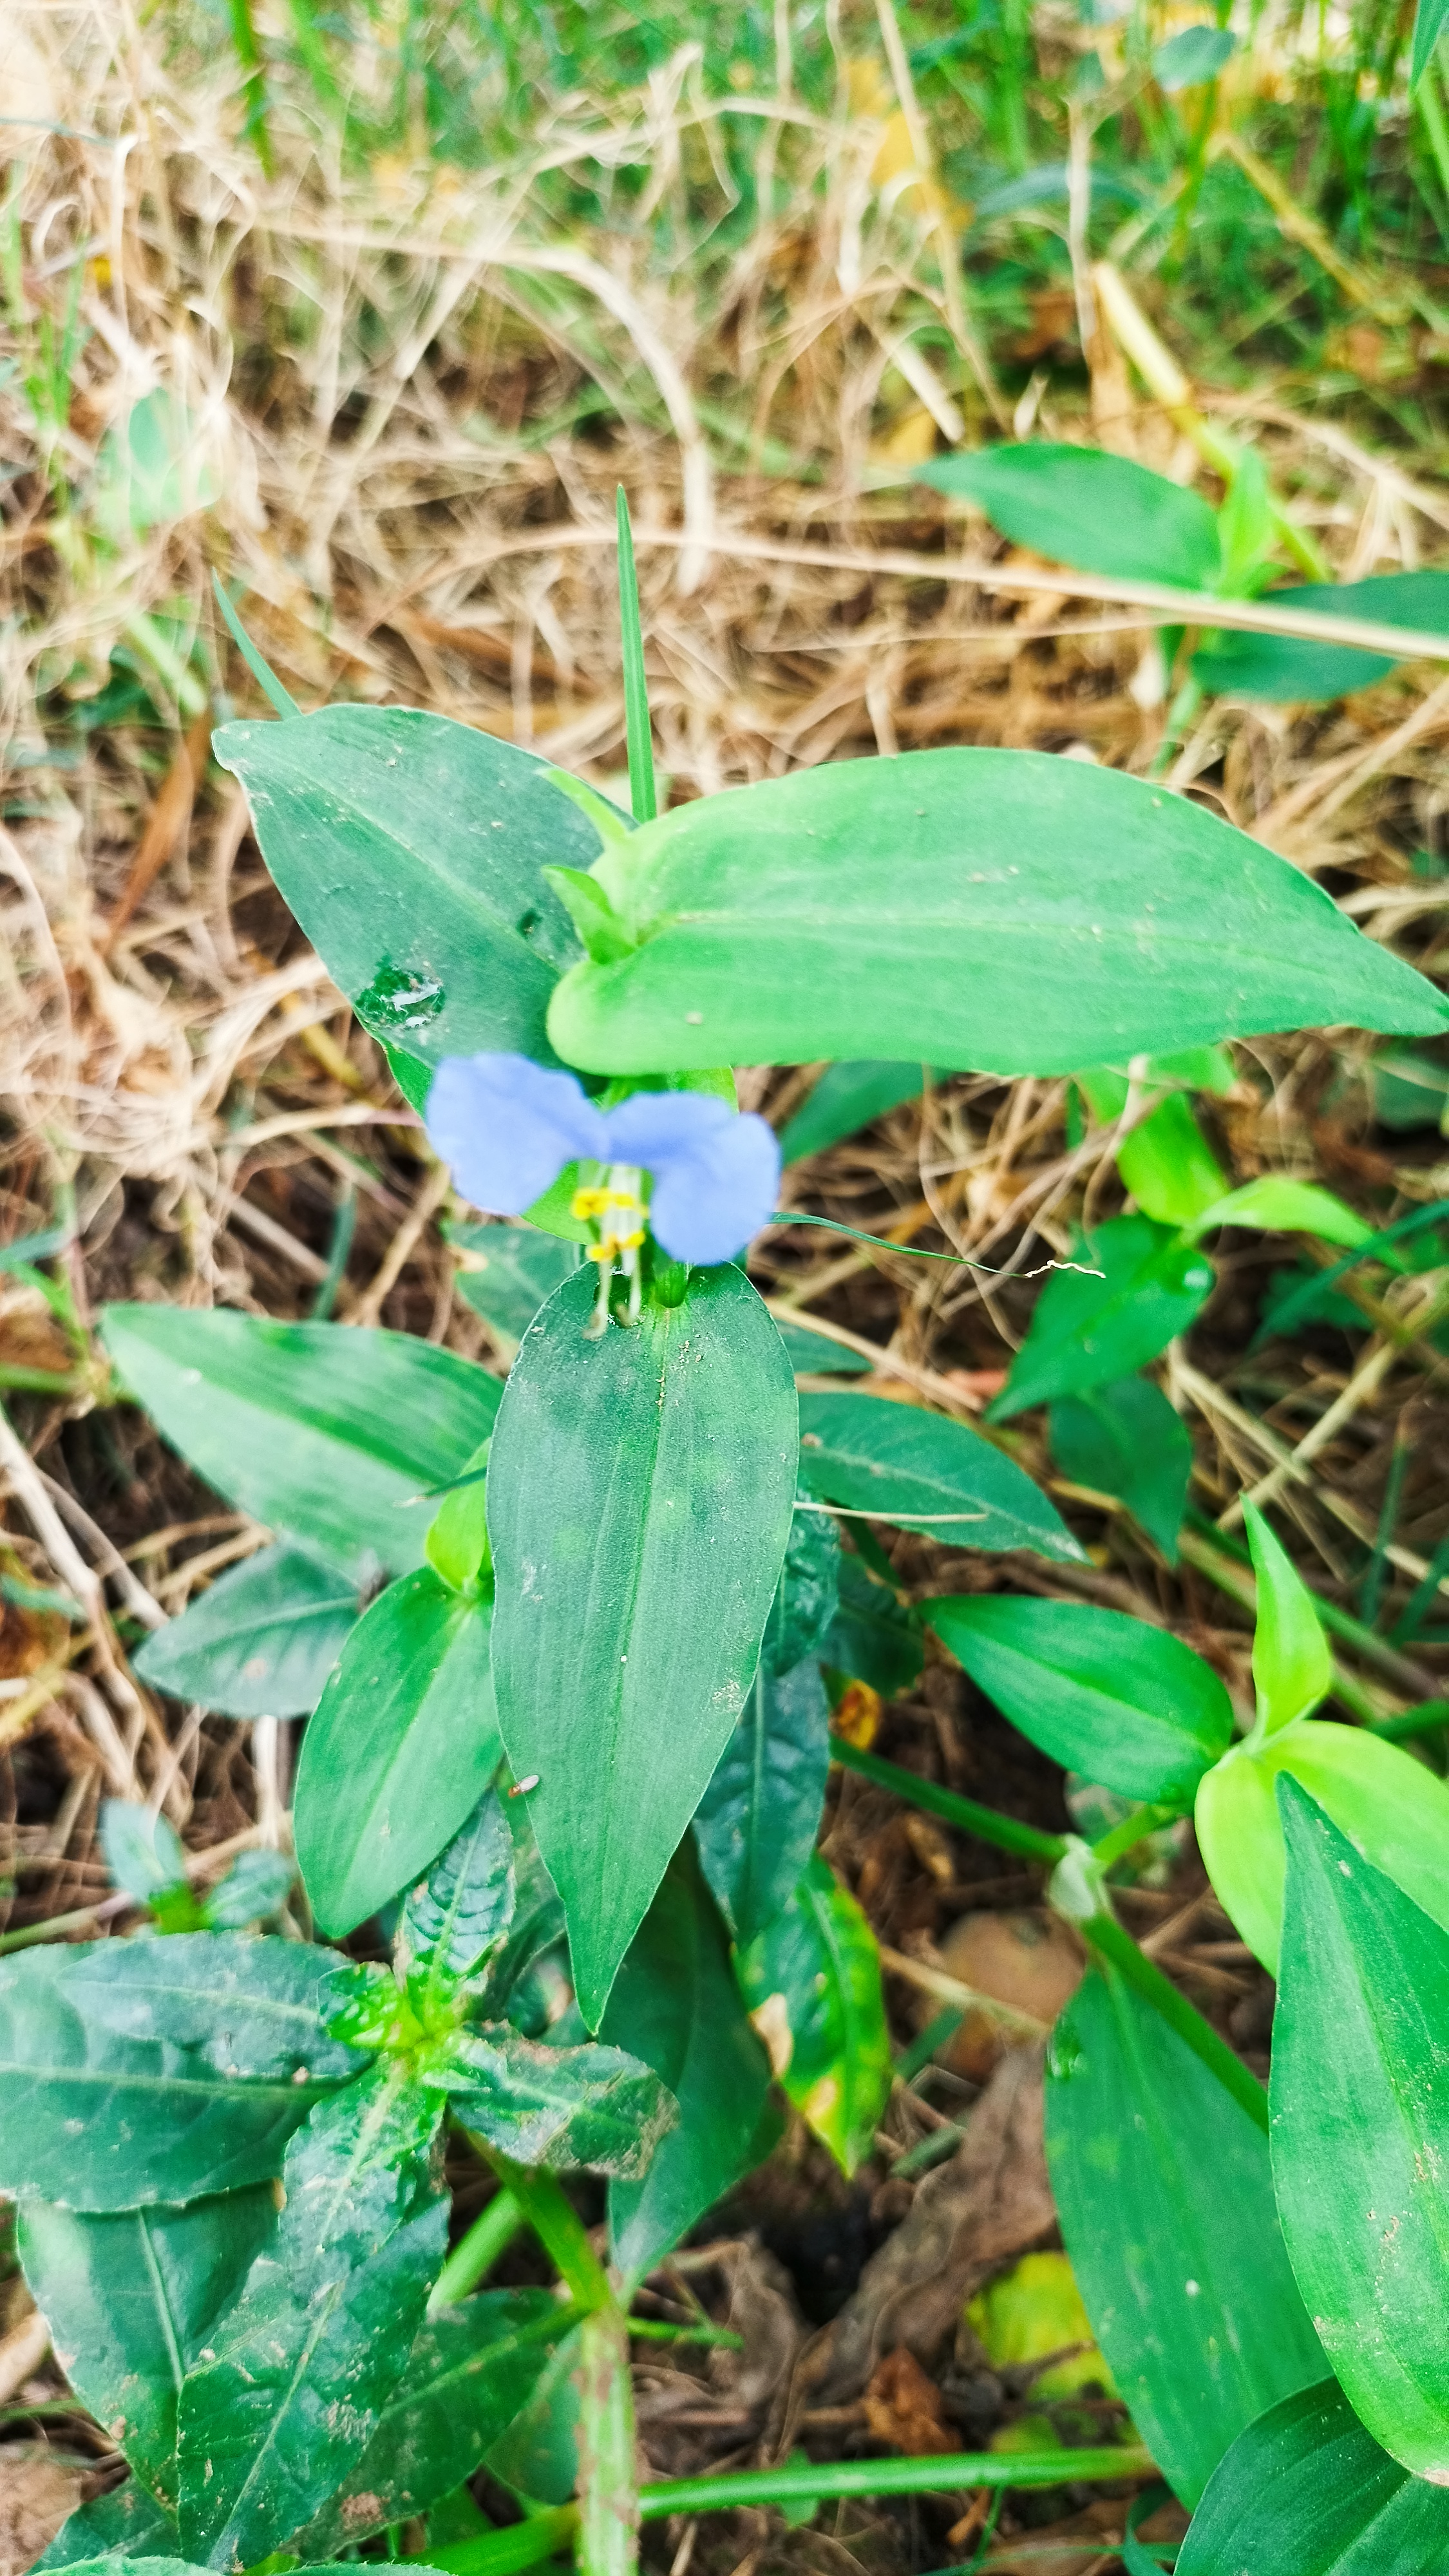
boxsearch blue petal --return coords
[603,1088,735,1164]
[643,1111,781,1266]
[427,1053,607,1215]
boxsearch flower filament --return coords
[571,1162,647,1332]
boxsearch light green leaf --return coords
[824,1553,924,1697]
[1271,1781,1449,2479]
[798,1388,1081,1558]
[486,1265,798,2026]
[100,1307,501,1584]
[1194,570,1449,701]
[1416,0,1449,84]
[135,1544,359,1719]
[694,1654,831,1946]
[736,1854,890,2177]
[991,1215,1215,1417]
[1190,1176,1374,1249]
[1045,1963,1323,2506]
[603,1845,779,2284]
[1048,1376,1192,1562]
[1115,1095,1230,1229]
[545,750,1445,1075]
[294,1567,503,1938]
[927,1593,1233,1806]
[1153,24,1235,86]
[451,1224,582,1348]
[98,392,220,532]
[1215,445,1276,596]
[439,2024,676,2177]
[100,1800,185,1905]
[914,448,1222,590]
[779,1062,938,1163]
[201,1848,295,1931]
[424,1441,491,1591]
[1177,2376,1449,2574]
[1245,1502,1332,1737]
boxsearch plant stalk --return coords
[831,1738,1067,1864]
[428,2188,527,2311]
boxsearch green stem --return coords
[122,610,209,720]
[1089,1804,1174,1873]
[1080,1911,1269,2135]
[428,2188,526,2312]
[615,487,657,824]
[466,2143,613,2312]
[575,2305,639,2576]
[1374,1700,1449,1746]
[831,1739,1066,1865]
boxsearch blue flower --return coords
[427,1053,781,1269]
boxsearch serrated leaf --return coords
[1245,1502,1332,1736]
[1048,1376,1191,1562]
[694,1656,830,1946]
[1045,1963,1323,2506]
[798,1388,1081,1558]
[991,1215,1215,1417]
[1177,2376,1449,2574]
[824,1553,924,1697]
[135,1545,359,1720]
[762,1499,840,1675]
[176,2073,448,2566]
[100,1801,186,1905]
[736,1853,890,2176]
[400,1790,515,2005]
[100,1308,501,1584]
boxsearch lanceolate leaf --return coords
[736,1854,891,2177]
[694,1656,831,1946]
[928,1595,1233,1806]
[762,1499,840,1675]
[487,1265,798,2025]
[545,748,1445,1076]
[824,1553,925,1696]
[1270,1782,1449,2479]
[100,1308,501,1583]
[990,1216,1215,1417]
[176,2074,448,2567]
[294,1569,503,1938]
[1045,1963,1323,2506]
[1245,1501,1332,1734]
[135,1544,359,1719]
[778,1062,936,1163]
[1193,569,1449,700]
[603,1846,779,2284]
[440,2024,676,2177]
[914,445,1223,591]
[1177,2378,1449,2575]
[0,1938,361,2210]
[798,1389,1081,1559]
[19,2190,276,2502]
[1048,1376,1191,1563]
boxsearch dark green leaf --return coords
[176,2073,448,2566]
[135,1544,359,1719]
[779,1062,935,1163]
[768,1318,873,1376]
[294,1567,503,1938]
[201,1848,296,1931]
[915,446,1222,589]
[291,2290,568,2553]
[1271,1781,1449,2477]
[694,1657,830,1946]
[1048,1376,1191,1562]
[1177,2376,1449,2574]
[451,1224,582,1347]
[991,1217,1215,1417]
[400,1790,515,2003]
[35,2559,207,2576]
[32,2484,179,2570]
[487,1265,798,2025]
[1193,571,1449,701]
[603,1845,778,2283]
[763,1502,840,1674]
[798,1388,1081,1558]
[1045,1962,1323,2506]
[735,1854,890,2177]
[19,2190,276,2501]
[476,1808,567,2035]
[824,1553,924,1697]
[100,1800,185,1904]
[0,1937,361,2209]
[929,1593,1231,1805]
[100,1308,501,1584]
[440,2024,676,2177]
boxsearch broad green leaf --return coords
[1195,1716,1449,1972]
[135,1544,359,1719]
[0,1937,361,2209]
[399,1790,515,2005]
[769,1316,873,1376]
[914,447,1222,590]
[547,750,1446,1079]
[294,1567,503,1938]
[100,1307,500,1584]
[779,1061,936,1163]
[798,1388,1081,1558]
[762,1499,840,1674]
[1177,2376,1449,2575]
[100,1799,186,1904]
[439,2024,676,2177]
[824,1553,924,1697]
[19,2190,275,2501]
[603,1846,779,2283]
[176,2073,448,2566]
[1271,1782,1449,2479]
[1190,1175,1374,1249]
[487,1265,798,2026]
[291,2289,567,2553]
[1193,570,1449,700]
[927,1594,1233,1806]
[212,708,623,1070]
[202,1848,296,1931]
[694,1656,831,1945]
[32,2486,178,2570]
[736,1854,890,2177]
[1045,1963,1323,2506]
[1115,1095,1231,1230]
[990,1216,1215,1417]
[1048,1376,1191,1562]
[1416,0,1449,83]
[451,1224,582,1349]
[1245,1501,1332,1736]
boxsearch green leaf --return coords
[176,2073,448,2567]
[990,1216,1215,1417]
[32,2484,179,2569]
[926,1594,1233,1805]
[1152,23,1235,85]
[1045,1963,1323,2507]
[824,1553,924,1697]
[1177,2376,1449,2574]
[425,1442,492,1591]
[1271,1781,1449,2478]
[693,1656,831,1946]
[1193,570,1449,700]
[762,1501,840,1674]
[486,1265,798,2026]
[100,391,220,532]
[1215,446,1276,597]
[1048,1376,1191,1562]
[1115,1095,1230,1230]
[439,2024,677,2177]
[797,1388,1081,1558]
[0,1937,361,2209]
[135,1544,359,1719]
[100,1799,186,1904]
[1190,1175,1374,1249]
[19,2190,276,2501]
[779,1062,938,1163]
[399,1790,515,2005]
[451,1224,582,1346]
[768,1316,873,1376]
[603,1845,779,2284]
[211,708,632,1070]
[291,2290,569,2553]
[201,1848,296,1931]
[100,1307,501,1584]
[32,2559,206,2576]
[1415,0,1449,82]
[914,447,1222,590]
[735,1853,890,2177]
[1195,1715,1449,1972]
[294,1567,503,1938]
[1245,1502,1332,1736]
